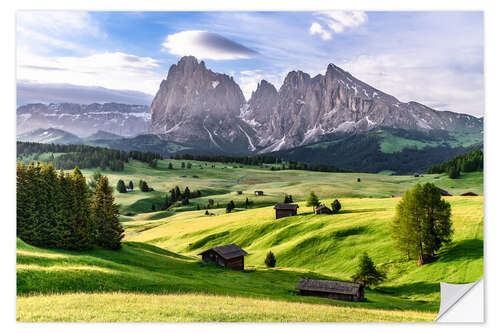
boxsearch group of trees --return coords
[427,149,483,179]
[172,154,283,166]
[392,183,453,265]
[163,186,202,209]
[17,142,163,172]
[283,194,294,203]
[17,161,124,251]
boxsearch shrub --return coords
[265,251,277,268]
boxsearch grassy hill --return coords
[16,158,483,322]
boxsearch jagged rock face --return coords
[149,56,254,152]
[245,64,482,152]
[16,103,150,137]
[149,56,482,154]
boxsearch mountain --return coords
[149,56,482,154]
[17,128,83,145]
[85,130,124,141]
[149,56,256,153]
[17,102,150,138]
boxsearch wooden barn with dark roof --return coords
[274,203,299,219]
[198,244,248,271]
[295,278,364,302]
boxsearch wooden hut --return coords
[436,188,452,196]
[274,203,299,219]
[254,190,264,196]
[237,190,243,195]
[461,192,478,196]
[314,205,332,215]
[198,244,248,271]
[296,278,364,302]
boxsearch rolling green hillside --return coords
[17,158,483,322]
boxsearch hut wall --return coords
[276,209,297,219]
[225,256,244,271]
[299,290,359,302]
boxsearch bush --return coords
[265,251,276,268]
[331,199,341,214]
[116,179,127,193]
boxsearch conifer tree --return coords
[184,186,191,199]
[245,197,249,208]
[265,251,277,268]
[68,167,93,250]
[331,199,342,214]
[91,176,124,250]
[116,179,127,193]
[306,191,320,211]
[128,180,134,190]
[57,169,74,248]
[87,167,102,194]
[351,252,385,287]
[175,186,181,199]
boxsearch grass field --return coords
[16,158,483,322]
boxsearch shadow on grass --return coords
[437,239,483,263]
[377,281,440,298]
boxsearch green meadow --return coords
[17,158,483,322]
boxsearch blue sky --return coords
[16,11,484,116]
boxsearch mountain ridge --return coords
[149,56,482,154]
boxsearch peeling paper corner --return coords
[435,278,484,322]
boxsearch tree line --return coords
[17,161,124,251]
[17,142,163,172]
[171,153,282,165]
[427,149,483,178]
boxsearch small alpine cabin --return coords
[314,205,332,215]
[274,203,299,219]
[436,188,452,196]
[295,278,364,302]
[461,192,478,196]
[198,244,248,271]
[254,190,264,196]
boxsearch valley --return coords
[17,158,483,322]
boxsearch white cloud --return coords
[17,52,163,95]
[341,53,484,116]
[310,11,367,39]
[162,30,258,60]
[16,11,102,53]
[309,22,331,40]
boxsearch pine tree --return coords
[265,251,277,268]
[116,179,127,193]
[68,167,93,250]
[88,167,102,194]
[331,199,342,214]
[245,197,249,208]
[187,162,192,169]
[128,180,134,190]
[351,252,385,288]
[91,176,124,250]
[168,162,173,169]
[181,162,185,168]
[175,186,181,199]
[306,191,320,211]
[184,186,191,199]
[448,165,460,179]
[57,169,74,249]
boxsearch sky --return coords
[16,11,484,116]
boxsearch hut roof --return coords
[436,188,452,196]
[274,203,299,210]
[198,244,248,260]
[460,192,478,196]
[296,278,362,296]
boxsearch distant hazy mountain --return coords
[17,128,83,145]
[149,56,482,154]
[17,102,150,138]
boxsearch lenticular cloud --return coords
[162,30,258,60]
